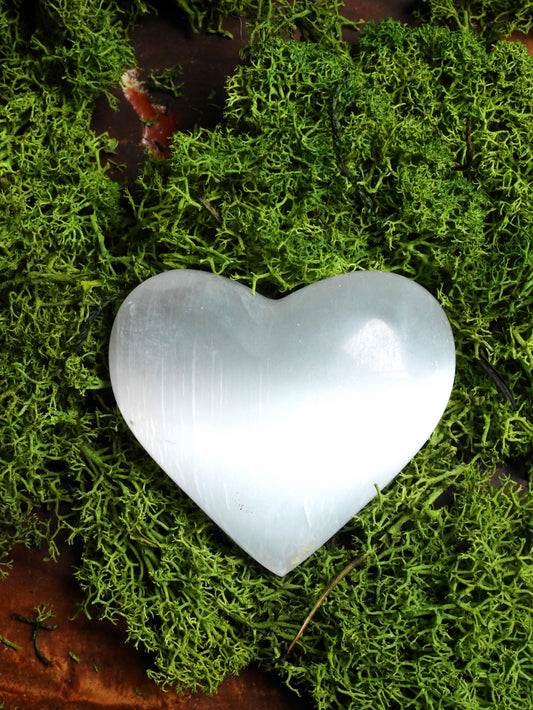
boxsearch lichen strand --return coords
[1,1,533,708]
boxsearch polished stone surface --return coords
[109,270,455,575]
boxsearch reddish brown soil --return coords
[0,540,310,709]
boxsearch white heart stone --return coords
[109,270,455,575]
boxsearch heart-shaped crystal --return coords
[109,270,455,575]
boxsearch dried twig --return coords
[330,75,374,211]
[283,541,382,659]
[476,346,517,410]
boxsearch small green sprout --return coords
[0,635,21,651]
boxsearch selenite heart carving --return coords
[109,270,455,575]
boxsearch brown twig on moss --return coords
[330,74,374,212]
[465,115,474,171]
[476,345,517,410]
[284,540,384,659]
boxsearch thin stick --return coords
[477,346,517,411]
[330,75,374,211]
[284,482,459,659]
[198,196,222,224]
[285,544,379,657]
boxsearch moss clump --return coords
[0,0,135,563]
[419,0,533,42]
[157,0,353,38]
[1,1,533,708]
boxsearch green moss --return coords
[1,1,533,708]
[162,0,355,38]
[419,0,533,42]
